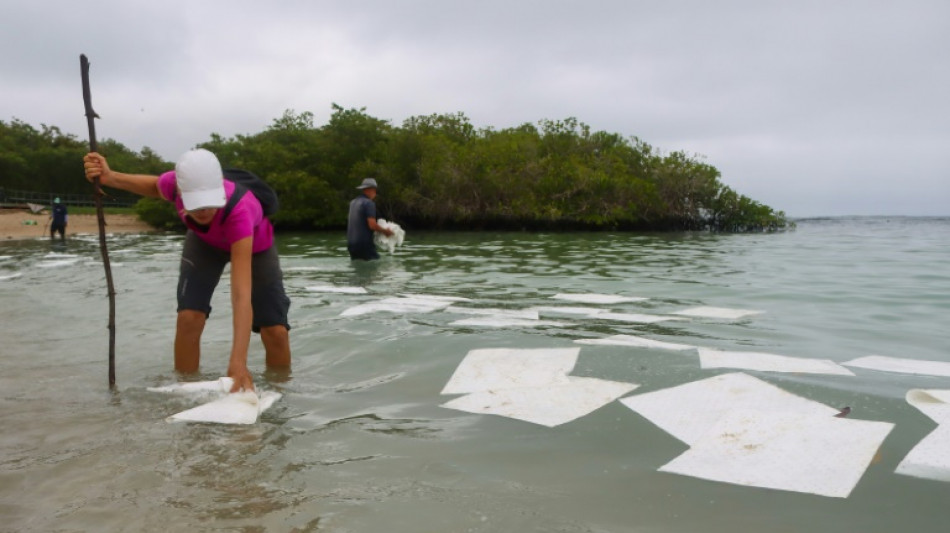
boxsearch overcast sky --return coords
[2,0,947,217]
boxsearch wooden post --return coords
[80,54,117,387]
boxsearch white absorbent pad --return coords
[449,317,573,328]
[341,296,455,317]
[306,285,368,294]
[148,377,281,424]
[0,273,22,281]
[373,218,405,253]
[620,372,839,445]
[531,306,606,317]
[842,355,950,378]
[672,306,763,320]
[441,376,638,427]
[596,312,682,324]
[551,293,648,305]
[575,334,695,351]
[698,347,855,376]
[445,306,540,320]
[441,347,580,394]
[659,409,894,498]
[895,389,950,482]
[168,391,282,424]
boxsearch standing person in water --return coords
[50,197,67,241]
[82,149,290,392]
[346,178,393,261]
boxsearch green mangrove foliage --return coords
[1,108,787,231]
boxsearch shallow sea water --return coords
[1,217,949,532]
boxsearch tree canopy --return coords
[1,106,787,232]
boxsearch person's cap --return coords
[356,178,379,190]
[175,149,226,211]
[54,197,61,203]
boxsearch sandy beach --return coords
[0,210,155,240]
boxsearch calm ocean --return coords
[1,216,948,532]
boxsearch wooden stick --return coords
[80,54,117,387]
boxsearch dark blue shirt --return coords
[347,195,376,247]
[52,204,67,224]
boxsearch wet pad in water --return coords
[896,389,950,482]
[842,355,950,378]
[698,348,854,376]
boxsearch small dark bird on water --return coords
[835,406,851,418]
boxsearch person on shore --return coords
[82,149,290,392]
[346,178,393,261]
[50,197,67,241]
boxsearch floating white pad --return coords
[672,306,763,320]
[575,334,695,351]
[895,389,950,482]
[620,372,839,445]
[399,293,471,302]
[551,293,648,305]
[445,306,540,320]
[597,312,682,324]
[0,273,22,281]
[842,355,950,378]
[341,296,454,317]
[441,347,580,394]
[659,409,894,498]
[168,391,282,424]
[441,376,638,427]
[531,306,606,317]
[37,259,80,268]
[374,218,405,253]
[698,347,855,376]
[149,378,282,424]
[147,377,234,395]
[306,285,368,294]
[449,317,573,328]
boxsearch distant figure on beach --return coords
[82,149,291,392]
[346,178,393,261]
[50,197,67,241]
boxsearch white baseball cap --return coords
[175,149,226,211]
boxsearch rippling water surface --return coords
[1,217,948,532]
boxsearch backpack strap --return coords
[221,183,248,222]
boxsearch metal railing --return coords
[0,187,136,209]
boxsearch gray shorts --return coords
[177,231,290,332]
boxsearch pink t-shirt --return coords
[157,171,274,253]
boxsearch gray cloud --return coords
[2,0,947,216]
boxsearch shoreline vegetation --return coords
[3,106,787,233]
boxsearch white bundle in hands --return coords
[375,218,405,253]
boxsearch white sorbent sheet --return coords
[659,409,894,498]
[374,218,405,253]
[531,306,607,317]
[441,376,638,427]
[596,312,683,324]
[168,391,282,424]
[0,273,22,281]
[148,378,282,424]
[340,296,455,317]
[306,285,368,294]
[551,293,648,305]
[672,306,763,320]
[698,347,855,376]
[449,317,573,328]
[575,334,696,351]
[620,372,839,445]
[37,259,80,268]
[842,355,950,378]
[445,306,540,320]
[441,347,580,394]
[895,389,950,482]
